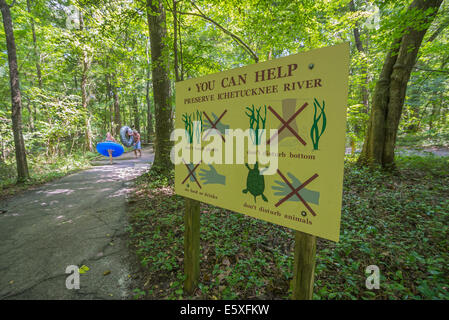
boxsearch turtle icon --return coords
[243,162,268,203]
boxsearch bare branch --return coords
[427,17,449,42]
[413,66,449,73]
[178,1,259,63]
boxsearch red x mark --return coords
[182,160,202,189]
[275,169,318,216]
[267,103,308,145]
[203,110,227,142]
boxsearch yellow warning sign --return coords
[174,43,349,242]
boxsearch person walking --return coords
[105,132,118,164]
[131,130,141,158]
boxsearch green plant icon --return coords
[310,98,326,150]
[245,105,267,145]
[182,110,202,143]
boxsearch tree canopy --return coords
[0,0,447,176]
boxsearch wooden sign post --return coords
[184,197,200,294]
[292,231,317,299]
[175,44,349,298]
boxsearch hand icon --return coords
[203,112,230,136]
[198,165,226,185]
[272,172,320,204]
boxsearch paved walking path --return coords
[0,148,153,299]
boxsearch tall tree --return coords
[173,0,180,81]
[0,0,29,182]
[133,92,140,133]
[349,0,369,113]
[359,0,443,168]
[112,76,121,136]
[26,0,42,89]
[147,0,173,171]
[145,38,153,142]
[78,9,93,152]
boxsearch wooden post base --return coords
[184,198,200,295]
[292,231,317,300]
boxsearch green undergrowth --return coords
[127,155,449,300]
[397,129,449,149]
[0,152,95,199]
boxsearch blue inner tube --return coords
[96,142,125,157]
[120,126,134,147]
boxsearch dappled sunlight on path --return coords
[0,148,154,300]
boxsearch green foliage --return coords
[397,127,449,149]
[128,154,449,300]
[347,103,370,145]
[0,109,13,161]
[27,87,87,154]
[0,151,92,196]
[0,0,447,301]
[1,0,447,170]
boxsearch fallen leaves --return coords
[79,265,89,274]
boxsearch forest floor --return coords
[0,147,153,299]
[127,154,448,300]
[345,146,449,157]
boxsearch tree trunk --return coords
[79,11,93,152]
[437,90,444,128]
[173,0,180,82]
[350,0,369,113]
[112,77,121,137]
[147,0,173,171]
[428,102,437,130]
[105,73,113,132]
[440,104,447,127]
[146,80,153,142]
[26,0,40,133]
[0,0,30,182]
[133,93,140,133]
[26,0,42,89]
[25,98,34,131]
[145,38,153,142]
[359,0,443,168]
[81,51,93,151]
[354,29,370,113]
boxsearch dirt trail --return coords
[0,147,153,299]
